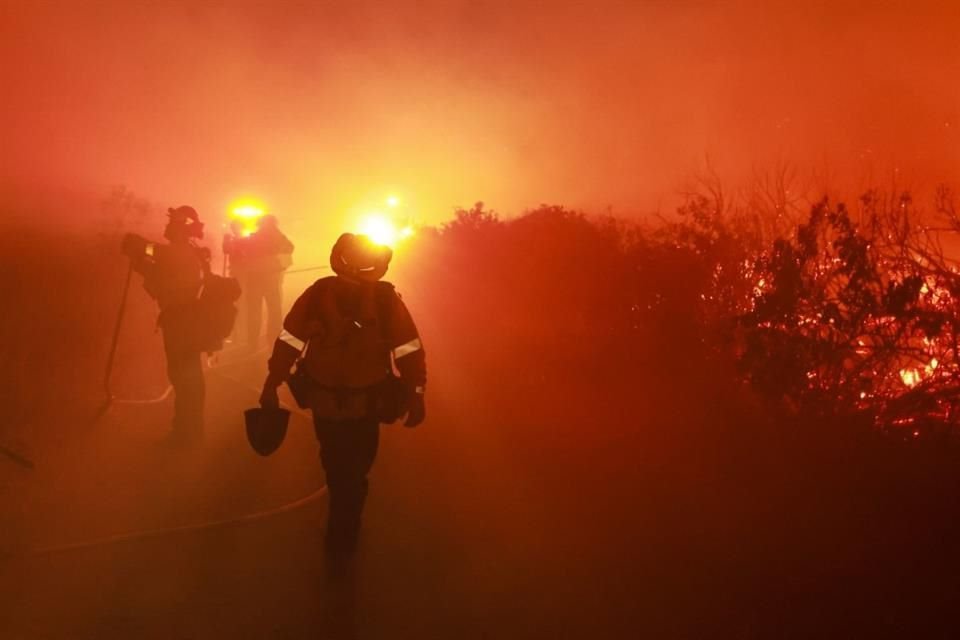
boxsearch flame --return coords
[899,358,939,388]
[900,368,920,387]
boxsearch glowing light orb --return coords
[357,213,415,248]
[358,213,398,246]
[232,205,264,219]
[228,200,266,237]
[386,195,400,208]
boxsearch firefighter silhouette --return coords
[222,219,249,344]
[122,206,211,443]
[242,214,294,349]
[259,233,426,553]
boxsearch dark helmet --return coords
[167,205,204,239]
[244,406,290,456]
[330,233,392,282]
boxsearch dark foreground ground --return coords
[3,347,656,639]
[4,339,960,639]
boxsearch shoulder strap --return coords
[291,277,336,358]
[375,282,396,343]
[305,276,335,321]
[301,277,392,343]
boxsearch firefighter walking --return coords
[258,233,426,553]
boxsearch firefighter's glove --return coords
[404,388,426,428]
[259,374,283,409]
[121,233,148,259]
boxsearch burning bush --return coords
[403,185,960,440]
[733,189,960,437]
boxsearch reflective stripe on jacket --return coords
[268,275,426,390]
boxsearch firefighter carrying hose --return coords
[258,233,426,553]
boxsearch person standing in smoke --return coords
[122,206,210,444]
[222,219,250,345]
[258,233,426,553]
[243,214,294,349]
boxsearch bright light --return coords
[386,195,400,208]
[228,200,266,237]
[357,213,416,247]
[232,205,263,219]
[359,213,398,246]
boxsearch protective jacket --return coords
[267,275,426,419]
[245,226,295,273]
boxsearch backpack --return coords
[193,273,242,352]
[287,279,406,422]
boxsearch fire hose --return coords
[100,263,180,406]
[3,259,334,528]
[16,269,322,556]
[8,261,324,544]
[33,486,326,556]
[284,265,329,276]
[28,364,321,557]
[15,260,330,470]
[102,262,135,405]
[95,262,172,411]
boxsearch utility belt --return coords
[287,362,407,424]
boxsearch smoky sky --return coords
[2,0,959,225]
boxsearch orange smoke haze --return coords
[2,0,959,227]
